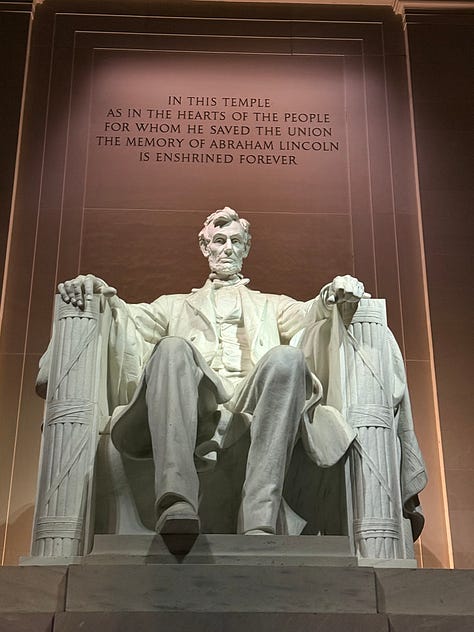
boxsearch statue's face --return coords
[205,220,248,278]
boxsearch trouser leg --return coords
[144,337,203,516]
[234,346,309,533]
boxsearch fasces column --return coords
[31,296,110,557]
[343,300,411,561]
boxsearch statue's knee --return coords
[147,337,193,371]
[157,336,191,355]
[264,345,305,376]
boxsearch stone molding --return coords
[393,0,474,14]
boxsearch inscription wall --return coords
[87,53,347,213]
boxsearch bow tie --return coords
[191,277,250,293]
[211,277,250,290]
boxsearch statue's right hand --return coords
[57,274,116,309]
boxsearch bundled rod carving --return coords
[344,300,414,560]
[32,296,110,557]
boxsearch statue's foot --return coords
[244,529,273,535]
[155,501,200,535]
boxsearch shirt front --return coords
[209,283,253,391]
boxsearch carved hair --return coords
[198,206,251,251]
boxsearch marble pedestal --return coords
[0,536,474,632]
[5,536,474,632]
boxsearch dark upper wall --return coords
[406,7,474,569]
[0,3,31,293]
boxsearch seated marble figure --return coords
[57,207,368,538]
[44,206,426,561]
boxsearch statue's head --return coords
[198,207,251,279]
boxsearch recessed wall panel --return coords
[85,51,348,215]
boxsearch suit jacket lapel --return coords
[239,287,268,352]
[185,283,217,332]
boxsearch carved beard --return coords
[208,256,243,278]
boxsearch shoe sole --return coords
[156,513,200,535]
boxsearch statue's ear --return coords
[200,241,210,258]
[243,240,251,259]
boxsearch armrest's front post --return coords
[31,295,110,558]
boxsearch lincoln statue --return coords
[56,206,369,538]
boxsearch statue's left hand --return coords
[327,275,371,305]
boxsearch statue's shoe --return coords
[244,529,273,535]
[155,501,200,535]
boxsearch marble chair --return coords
[30,295,425,564]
